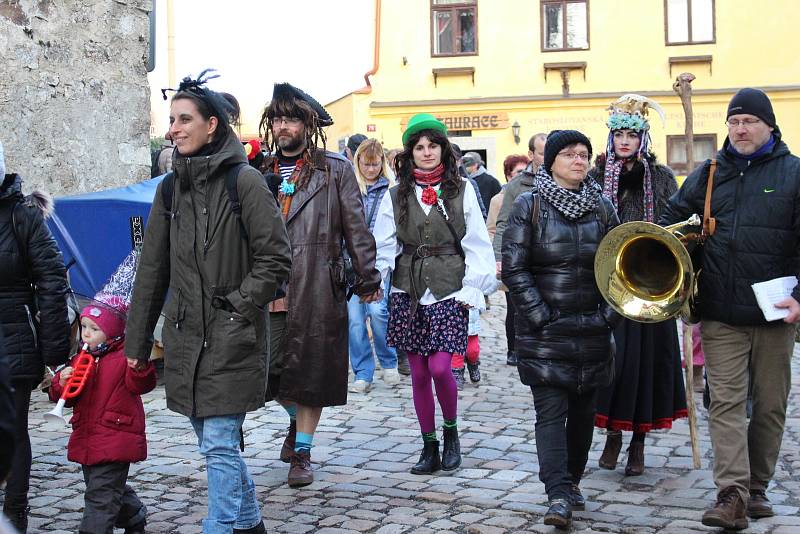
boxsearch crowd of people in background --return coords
[2,80,800,534]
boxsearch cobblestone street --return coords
[25,293,800,533]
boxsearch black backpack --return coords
[159,164,286,300]
[160,162,254,238]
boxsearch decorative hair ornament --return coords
[602,94,663,223]
[161,68,221,101]
[606,93,666,132]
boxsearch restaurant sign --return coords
[402,112,509,131]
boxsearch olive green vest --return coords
[390,182,467,300]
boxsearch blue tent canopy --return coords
[48,175,166,297]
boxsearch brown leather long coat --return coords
[269,150,380,407]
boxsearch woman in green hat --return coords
[373,113,497,475]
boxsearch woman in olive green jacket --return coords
[126,73,291,533]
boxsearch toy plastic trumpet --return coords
[44,345,94,424]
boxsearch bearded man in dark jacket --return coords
[0,141,71,532]
[660,88,800,531]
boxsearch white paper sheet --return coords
[751,276,799,321]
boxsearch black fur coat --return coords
[589,154,678,223]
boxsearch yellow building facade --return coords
[326,0,800,181]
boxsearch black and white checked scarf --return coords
[533,165,602,221]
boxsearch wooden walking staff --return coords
[673,72,702,469]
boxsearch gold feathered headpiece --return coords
[606,94,666,132]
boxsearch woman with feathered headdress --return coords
[589,94,688,477]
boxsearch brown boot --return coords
[747,489,774,518]
[702,486,748,530]
[693,365,705,393]
[624,441,645,476]
[287,450,313,488]
[279,420,297,463]
[396,349,411,376]
[598,431,622,469]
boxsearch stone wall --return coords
[0,0,152,196]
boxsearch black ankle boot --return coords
[544,498,572,529]
[441,426,461,471]
[410,440,441,474]
[3,496,29,533]
[466,361,481,383]
[124,520,147,534]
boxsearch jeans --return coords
[190,414,261,534]
[347,293,397,382]
[701,320,794,500]
[531,385,597,500]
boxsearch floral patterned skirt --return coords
[387,292,468,355]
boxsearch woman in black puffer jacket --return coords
[0,147,71,532]
[502,130,620,529]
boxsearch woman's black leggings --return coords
[6,380,33,501]
[505,292,516,353]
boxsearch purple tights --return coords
[407,351,458,433]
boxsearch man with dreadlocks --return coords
[127,71,292,534]
[259,83,382,488]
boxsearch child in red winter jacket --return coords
[50,300,156,534]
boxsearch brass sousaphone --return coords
[594,214,703,323]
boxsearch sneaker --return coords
[466,361,481,383]
[233,521,266,534]
[452,368,465,390]
[349,379,371,393]
[383,368,401,385]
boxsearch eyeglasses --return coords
[726,118,762,129]
[557,151,590,162]
[273,116,302,126]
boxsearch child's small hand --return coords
[127,358,147,371]
[59,367,73,387]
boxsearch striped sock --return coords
[295,432,313,453]
[443,418,457,430]
[422,431,438,442]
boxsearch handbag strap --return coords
[365,191,381,230]
[703,159,717,237]
[432,200,466,260]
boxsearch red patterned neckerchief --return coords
[413,163,445,186]
[413,164,445,206]
[274,155,307,218]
